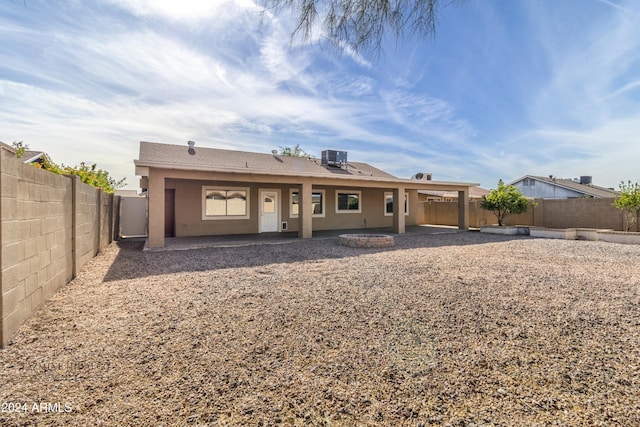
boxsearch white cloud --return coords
[104,0,256,21]
[13,0,639,191]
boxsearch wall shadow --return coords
[103,231,531,282]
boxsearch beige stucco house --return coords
[135,141,479,248]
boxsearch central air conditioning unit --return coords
[580,176,593,185]
[321,150,348,167]
[411,172,432,180]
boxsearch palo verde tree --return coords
[262,0,466,55]
[480,180,531,226]
[278,144,313,157]
[614,180,640,232]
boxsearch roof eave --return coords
[23,152,45,163]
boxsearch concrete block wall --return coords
[100,191,115,250]
[541,198,626,230]
[72,177,102,274]
[424,198,630,231]
[423,201,459,226]
[1,144,117,347]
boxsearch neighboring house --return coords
[134,141,479,248]
[114,189,143,197]
[508,175,618,199]
[21,150,47,166]
[419,186,490,202]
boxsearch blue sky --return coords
[1,0,639,190]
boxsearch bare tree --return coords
[262,0,465,55]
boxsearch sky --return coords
[1,0,640,190]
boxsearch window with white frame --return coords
[290,189,325,218]
[384,192,409,216]
[202,186,250,220]
[336,190,361,213]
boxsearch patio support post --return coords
[458,188,469,230]
[298,180,313,238]
[148,170,165,248]
[392,186,405,234]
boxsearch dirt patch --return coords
[1,233,639,425]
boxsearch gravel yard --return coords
[1,231,639,426]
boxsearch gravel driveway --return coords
[1,232,639,426]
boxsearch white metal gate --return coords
[119,196,147,237]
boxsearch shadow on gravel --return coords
[103,232,530,282]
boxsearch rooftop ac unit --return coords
[411,172,432,180]
[321,150,348,167]
[580,176,593,185]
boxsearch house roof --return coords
[509,175,618,198]
[22,150,46,163]
[135,141,480,190]
[419,186,490,199]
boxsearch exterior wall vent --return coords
[321,150,348,167]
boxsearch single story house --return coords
[508,175,618,199]
[135,141,479,248]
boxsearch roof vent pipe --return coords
[187,140,196,155]
[272,149,278,156]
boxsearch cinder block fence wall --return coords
[422,198,636,231]
[1,143,118,347]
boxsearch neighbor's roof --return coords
[419,186,490,199]
[22,150,46,163]
[135,141,479,188]
[0,142,45,162]
[509,175,618,198]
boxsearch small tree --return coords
[11,141,28,158]
[614,180,640,232]
[279,144,313,157]
[480,180,530,226]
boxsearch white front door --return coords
[259,190,279,232]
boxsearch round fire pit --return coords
[338,234,395,248]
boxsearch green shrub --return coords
[480,180,530,226]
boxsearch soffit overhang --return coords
[134,160,479,192]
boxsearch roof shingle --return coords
[138,141,397,179]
